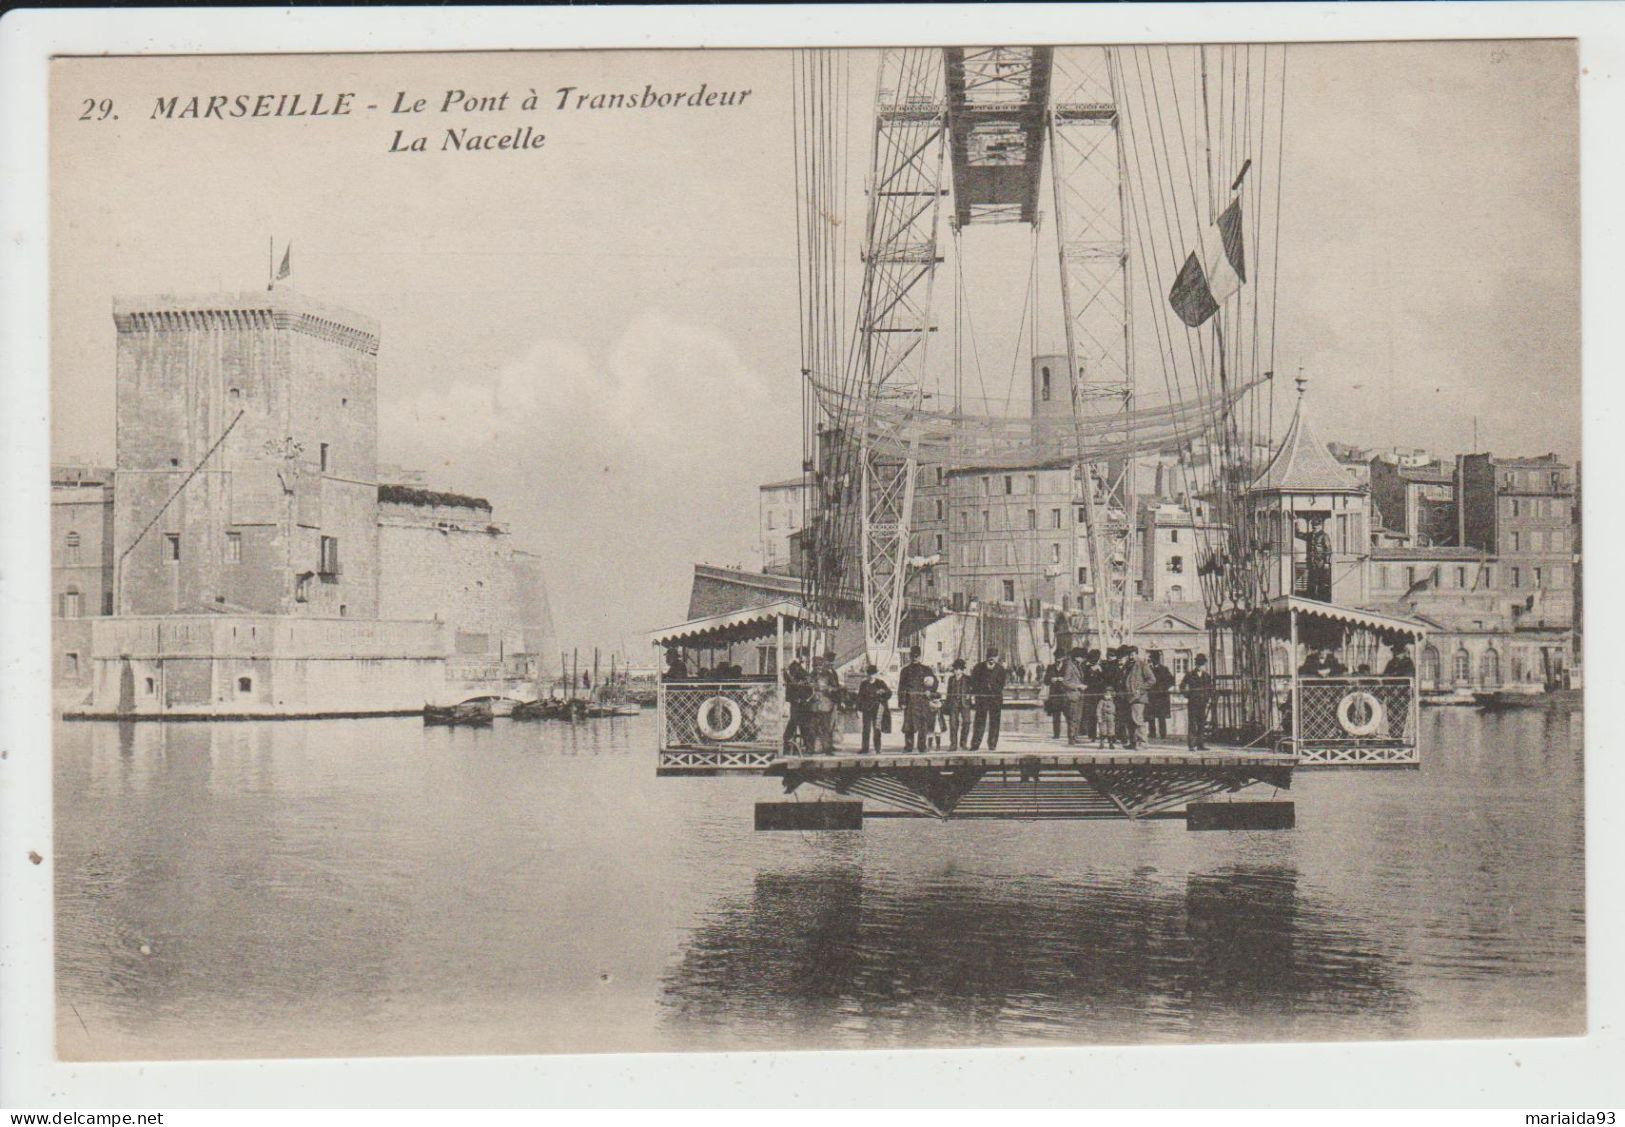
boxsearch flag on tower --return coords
[276,243,292,281]
[1168,198,1246,328]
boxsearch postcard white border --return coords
[3,3,1621,1110]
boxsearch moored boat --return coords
[424,700,494,727]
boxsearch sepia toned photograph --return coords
[42,33,1582,1066]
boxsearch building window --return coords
[226,532,242,562]
[1510,531,1520,552]
[936,467,945,486]
[982,510,990,530]
[1170,529,1179,544]
[1405,565,1416,588]
[1456,566,1467,588]
[1077,566,1088,585]
[1509,567,1521,589]
[1050,543,1061,564]
[339,604,348,617]
[295,574,313,603]
[1453,649,1472,684]
[1481,648,1501,688]
[1533,567,1543,588]
[63,652,79,679]
[237,676,253,693]
[1002,579,1016,602]
[58,587,82,618]
[229,387,241,404]
[1172,651,1192,676]
[1169,555,1184,574]
[935,499,945,520]
[766,510,775,530]
[1041,366,1052,401]
[1076,506,1086,523]
[319,536,340,576]
[64,531,81,565]
[164,533,180,562]
[935,534,944,553]
[1027,474,1037,495]
[1421,645,1441,687]
[1027,509,1036,530]
[1551,471,1562,490]
[144,677,156,695]
[1169,583,1184,601]
[1004,476,1013,495]
[1510,499,1519,518]
[320,443,330,472]
[1051,508,1061,529]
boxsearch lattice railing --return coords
[1294,677,1415,747]
[660,681,783,748]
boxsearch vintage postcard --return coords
[13,8,1600,1098]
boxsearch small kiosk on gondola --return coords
[652,600,835,775]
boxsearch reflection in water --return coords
[663,864,1407,1047]
[53,707,1583,1058]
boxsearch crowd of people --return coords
[777,643,1216,756]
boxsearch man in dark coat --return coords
[1147,650,1176,740]
[782,649,811,755]
[897,645,939,753]
[1181,653,1214,750]
[805,651,841,755]
[856,663,892,753]
[967,648,1008,751]
[1383,642,1415,679]
[945,658,973,751]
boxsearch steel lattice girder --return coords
[852,48,949,668]
[1049,46,1135,645]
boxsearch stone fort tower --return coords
[113,292,381,618]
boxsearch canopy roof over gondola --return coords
[1220,596,1430,644]
[650,600,837,649]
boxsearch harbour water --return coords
[54,707,1584,1060]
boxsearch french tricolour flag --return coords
[1169,198,1246,328]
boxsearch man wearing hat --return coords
[856,663,892,753]
[1061,646,1089,745]
[1121,644,1154,750]
[944,657,973,751]
[967,647,1009,751]
[782,646,811,755]
[897,645,939,753]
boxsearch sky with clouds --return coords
[50,41,1578,653]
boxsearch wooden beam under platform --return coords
[766,736,1296,821]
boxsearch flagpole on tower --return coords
[267,237,273,292]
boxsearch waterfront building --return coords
[376,478,556,679]
[1456,452,1576,629]
[1368,543,1571,691]
[51,464,116,696]
[64,290,555,717]
[1370,456,1457,547]
[757,477,808,576]
[1138,498,1220,605]
[112,292,382,619]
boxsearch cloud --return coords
[378,309,797,651]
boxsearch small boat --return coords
[424,701,494,727]
[585,704,642,719]
[1474,687,1582,712]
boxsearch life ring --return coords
[1337,690,1385,737]
[696,696,744,741]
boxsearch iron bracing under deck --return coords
[943,46,1054,227]
[768,744,1294,820]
